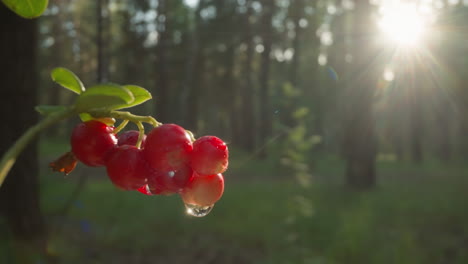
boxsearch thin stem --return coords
[135,121,145,149]
[114,120,129,134]
[0,107,76,188]
[89,110,161,127]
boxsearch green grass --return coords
[35,157,468,264]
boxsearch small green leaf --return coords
[75,84,134,112]
[2,0,48,18]
[79,113,93,122]
[79,113,116,126]
[35,105,67,115]
[113,85,152,110]
[51,67,85,94]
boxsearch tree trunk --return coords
[343,0,378,190]
[0,4,47,263]
[394,131,404,161]
[460,112,468,158]
[186,50,205,132]
[459,77,468,158]
[436,118,451,162]
[289,0,303,88]
[407,65,423,164]
[222,45,236,141]
[122,11,140,85]
[47,0,65,137]
[281,0,304,128]
[183,0,206,132]
[241,0,256,152]
[258,0,274,158]
[155,0,170,122]
[49,0,64,106]
[96,0,108,82]
[436,96,451,162]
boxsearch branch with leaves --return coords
[0,67,155,187]
[0,67,229,217]
[1,2,229,218]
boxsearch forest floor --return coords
[2,138,468,264]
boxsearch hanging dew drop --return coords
[184,203,214,217]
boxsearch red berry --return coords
[181,173,224,206]
[118,130,146,147]
[147,165,193,195]
[105,145,148,190]
[137,185,152,195]
[191,136,228,175]
[142,124,193,171]
[71,120,117,167]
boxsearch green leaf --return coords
[79,113,116,126]
[79,113,93,122]
[2,0,48,18]
[113,85,152,110]
[75,84,134,112]
[35,105,67,115]
[51,67,85,94]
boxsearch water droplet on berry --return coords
[168,171,175,178]
[184,203,214,217]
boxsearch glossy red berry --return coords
[181,173,224,206]
[142,124,193,171]
[191,136,228,175]
[71,120,117,167]
[105,145,148,190]
[147,165,193,195]
[137,185,152,195]
[117,130,146,147]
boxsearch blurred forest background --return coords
[1,0,468,263]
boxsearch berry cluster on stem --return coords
[68,119,228,214]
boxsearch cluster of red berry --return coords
[70,120,228,212]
